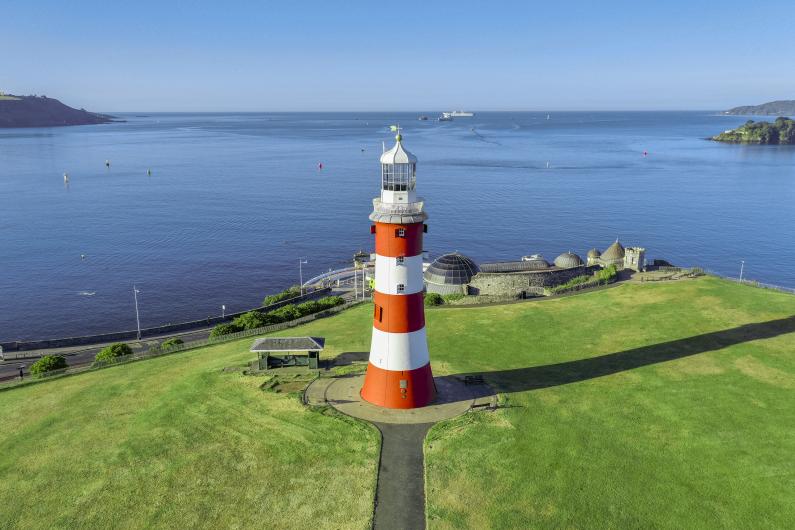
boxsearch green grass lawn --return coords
[0,334,378,529]
[424,278,795,529]
[1,277,793,529]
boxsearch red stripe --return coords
[373,222,423,258]
[360,362,436,409]
[372,291,425,333]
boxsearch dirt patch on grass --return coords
[734,356,794,389]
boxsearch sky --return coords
[2,0,793,112]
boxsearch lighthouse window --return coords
[382,164,416,192]
[374,305,383,322]
[397,283,405,292]
[396,228,406,238]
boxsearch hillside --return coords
[0,94,117,128]
[712,117,795,145]
[0,277,793,528]
[724,100,795,116]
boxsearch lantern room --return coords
[379,132,418,204]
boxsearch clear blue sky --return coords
[2,0,792,111]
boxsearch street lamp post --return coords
[739,260,745,282]
[299,258,308,295]
[133,285,142,340]
[221,304,226,319]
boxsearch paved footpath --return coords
[372,422,434,530]
[306,374,494,530]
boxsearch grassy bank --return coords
[1,277,792,528]
[0,331,378,529]
[423,277,795,528]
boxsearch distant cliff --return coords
[723,100,795,116]
[0,94,117,128]
[712,117,795,145]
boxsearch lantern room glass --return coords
[381,163,416,192]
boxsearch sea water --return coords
[1,111,793,340]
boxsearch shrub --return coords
[442,293,464,303]
[550,265,619,294]
[210,323,241,338]
[269,304,300,323]
[160,337,184,350]
[233,310,268,330]
[95,343,133,363]
[595,264,618,283]
[424,293,444,306]
[550,275,591,293]
[30,355,67,375]
[263,286,302,306]
[317,296,345,309]
[296,301,321,317]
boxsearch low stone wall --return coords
[468,266,599,297]
[0,288,331,352]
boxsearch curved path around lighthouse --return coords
[305,374,495,529]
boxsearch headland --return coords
[0,93,118,128]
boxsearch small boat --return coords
[449,111,474,117]
[546,114,550,120]
[438,112,453,122]
[418,115,429,121]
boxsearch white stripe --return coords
[374,254,424,295]
[368,327,430,371]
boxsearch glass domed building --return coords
[424,253,480,295]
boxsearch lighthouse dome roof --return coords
[380,136,417,165]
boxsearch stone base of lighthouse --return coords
[361,362,436,409]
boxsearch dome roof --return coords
[380,135,417,165]
[554,251,584,269]
[601,240,625,261]
[587,248,601,258]
[424,253,479,286]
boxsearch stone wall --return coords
[467,266,599,296]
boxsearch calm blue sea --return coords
[1,111,794,341]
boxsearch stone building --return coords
[467,251,596,297]
[422,241,646,299]
[589,239,646,272]
[624,246,646,272]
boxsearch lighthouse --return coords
[360,129,436,409]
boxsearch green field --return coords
[1,277,793,529]
[424,278,795,529]
[0,335,378,529]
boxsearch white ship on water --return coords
[438,110,474,121]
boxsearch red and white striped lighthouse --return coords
[360,129,436,409]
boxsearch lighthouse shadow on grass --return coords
[441,315,795,395]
